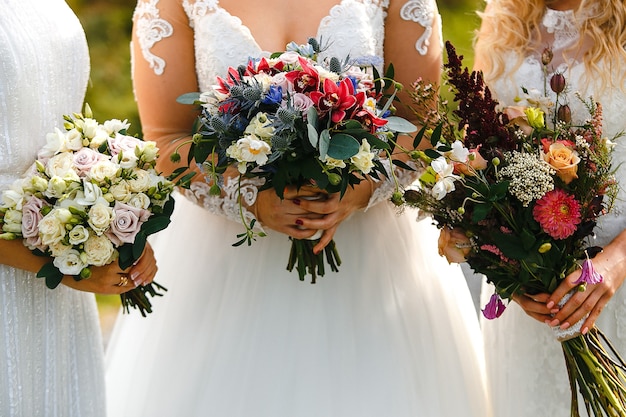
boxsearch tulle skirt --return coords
[106,195,491,417]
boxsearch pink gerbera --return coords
[532,189,581,239]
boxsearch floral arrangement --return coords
[402,41,626,416]
[0,105,174,316]
[176,39,414,283]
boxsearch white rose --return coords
[253,72,273,92]
[48,241,72,257]
[38,127,67,158]
[128,169,151,192]
[45,152,76,178]
[53,249,87,276]
[88,202,114,235]
[103,118,131,135]
[109,180,132,202]
[65,128,84,151]
[83,234,117,266]
[127,192,151,209]
[89,159,119,183]
[68,225,90,245]
[278,51,301,64]
[39,208,70,246]
[350,139,375,174]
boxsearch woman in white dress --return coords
[0,1,157,416]
[474,0,626,415]
[105,1,491,416]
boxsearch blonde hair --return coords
[474,0,626,92]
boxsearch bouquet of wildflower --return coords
[402,41,626,416]
[176,39,414,283]
[0,105,174,316]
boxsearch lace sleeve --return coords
[365,159,420,211]
[399,0,441,55]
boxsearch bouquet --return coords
[176,38,415,283]
[0,105,174,316]
[402,41,626,416]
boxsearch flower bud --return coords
[80,267,92,280]
[327,172,342,186]
[391,191,404,206]
[457,206,465,215]
[541,48,554,66]
[557,104,572,123]
[403,189,419,204]
[538,242,552,253]
[550,73,566,94]
[492,157,501,166]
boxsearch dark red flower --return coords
[310,78,358,124]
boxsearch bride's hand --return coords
[62,243,158,294]
[294,180,372,253]
[511,292,553,323]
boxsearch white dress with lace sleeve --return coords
[0,1,105,416]
[480,6,626,417]
[105,2,491,416]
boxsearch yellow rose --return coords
[438,227,472,264]
[524,107,545,129]
[543,142,580,184]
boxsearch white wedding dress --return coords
[0,1,106,416]
[480,6,626,416]
[105,1,491,416]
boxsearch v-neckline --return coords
[216,0,346,53]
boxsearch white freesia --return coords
[116,150,139,169]
[350,139,375,174]
[89,159,119,183]
[45,176,68,199]
[68,225,90,245]
[53,248,87,275]
[431,157,460,200]
[84,234,117,266]
[226,134,272,174]
[80,118,100,139]
[103,118,131,135]
[38,127,67,158]
[88,202,114,235]
[2,181,26,209]
[65,128,84,151]
[2,210,23,233]
[141,141,159,162]
[30,175,48,192]
[89,127,110,149]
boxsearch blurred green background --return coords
[65,0,483,334]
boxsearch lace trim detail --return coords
[180,176,265,230]
[182,0,218,27]
[134,0,174,75]
[366,159,419,210]
[399,0,437,55]
[542,8,579,51]
[552,291,587,341]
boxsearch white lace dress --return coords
[0,1,106,416]
[105,1,491,416]
[480,6,626,417]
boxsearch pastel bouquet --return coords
[176,39,414,283]
[0,105,174,316]
[402,42,626,416]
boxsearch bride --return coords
[105,0,491,416]
[474,0,626,415]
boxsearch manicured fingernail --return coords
[560,322,570,330]
[582,327,589,335]
[550,308,559,314]
[131,271,139,280]
[295,219,303,226]
[546,301,555,309]
[549,319,560,327]
[293,199,301,205]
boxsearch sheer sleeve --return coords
[365,0,442,209]
[132,0,260,227]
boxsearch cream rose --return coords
[45,152,76,178]
[438,227,472,263]
[88,202,114,235]
[127,192,151,209]
[39,208,71,246]
[109,180,132,202]
[89,159,119,183]
[84,234,117,266]
[543,142,580,184]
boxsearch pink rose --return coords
[108,133,143,157]
[73,147,105,175]
[105,201,151,246]
[291,93,315,113]
[21,196,46,251]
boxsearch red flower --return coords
[285,57,320,93]
[532,189,582,239]
[215,67,242,94]
[310,78,357,124]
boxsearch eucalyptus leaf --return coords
[327,133,360,160]
[385,116,417,133]
[176,92,201,105]
[319,129,331,160]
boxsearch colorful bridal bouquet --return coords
[0,105,174,316]
[177,38,414,282]
[402,41,626,416]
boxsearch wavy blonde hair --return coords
[474,0,626,92]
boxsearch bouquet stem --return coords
[120,281,167,317]
[287,238,341,283]
[561,327,626,416]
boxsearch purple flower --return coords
[573,258,603,285]
[482,292,506,320]
[21,196,46,251]
[105,201,150,247]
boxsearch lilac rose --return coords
[73,147,105,176]
[108,133,143,157]
[21,196,46,251]
[105,201,151,246]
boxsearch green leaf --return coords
[37,262,64,289]
[429,123,443,147]
[385,116,417,133]
[141,216,172,237]
[424,149,442,159]
[471,201,492,223]
[327,133,360,159]
[318,129,331,160]
[413,125,428,149]
[491,231,530,260]
[176,92,201,105]
[307,123,319,148]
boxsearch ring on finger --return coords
[117,274,129,287]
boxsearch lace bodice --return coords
[489,7,626,247]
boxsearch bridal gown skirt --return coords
[106,195,491,417]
